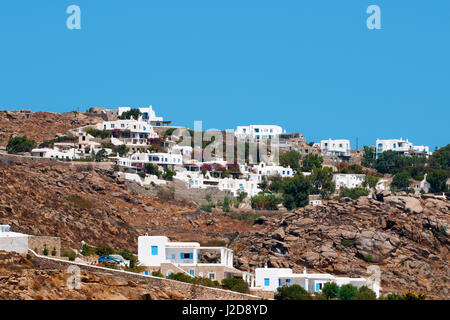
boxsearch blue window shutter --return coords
[316,283,320,291]
[144,271,149,275]
[189,253,193,259]
[264,278,270,286]
[151,246,158,255]
[180,253,184,259]
[278,279,281,286]
[198,254,200,260]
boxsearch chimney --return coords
[303,267,307,274]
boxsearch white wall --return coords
[254,268,293,291]
[0,235,29,254]
[138,236,169,266]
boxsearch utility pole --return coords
[356,136,359,150]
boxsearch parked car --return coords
[98,255,130,267]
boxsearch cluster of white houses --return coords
[0,227,380,298]
[28,105,431,196]
[137,235,380,297]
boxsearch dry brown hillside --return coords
[0,110,103,146]
[0,157,258,251]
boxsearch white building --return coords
[254,266,380,298]
[333,174,366,190]
[235,125,283,140]
[375,138,430,158]
[138,235,254,285]
[31,146,80,160]
[0,225,29,254]
[320,139,351,157]
[254,162,294,178]
[118,105,170,126]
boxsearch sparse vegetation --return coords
[6,136,35,153]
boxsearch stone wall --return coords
[30,253,261,300]
[172,178,233,205]
[249,289,274,300]
[28,236,61,257]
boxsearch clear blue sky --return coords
[0,0,449,149]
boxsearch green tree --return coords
[301,154,323,172]
[280,174,311,210]
[6,136,35,154]
[355,286,377,300]
[94,149,108,162]
[322,282,339,300]
[119,108,142,120]
[279,150,302,172]
[250,191,282,210]
[275,284,313,300]
[391,171,412,191]
[95,243,115,256]
[162,168,176,181]
[337,284,358,300]
[428,144,450,171]
[375,150,398,174]
[363,174,380,189]
[310,167,335,198]
[144,163,161,178]
[361,146,376,168]
[427,169,448,193]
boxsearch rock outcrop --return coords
[231,196,449,299]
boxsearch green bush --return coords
[51,247,57,256]
[61,248,76,261]
[162,168,176,181]
[222,278,249,294]
[200,203,213,212]
[83,127,112,139]
[355,286,377,300]
[275,284,313,300]
[322,282,339,299]
[337,284,358,300]
[151,270,164,278]
[43,247,49,256]
[251,191,282,210]
[95,243,115,256]
[222,196,232,212]
[81,244,97,256]
[339,187,369,200]
[6,136,35,154]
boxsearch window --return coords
[180,253,192,259]
[264,278,270,286]
[286,279,291,284]
[208,272,216,280]
[151,246,158,255]
[189,269,195,276]
[144,270,149,276]
[315,283,324,291]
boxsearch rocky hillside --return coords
[0,110,103,146]
[231,195,449,299]
[0,251,185,300]
[0,157,257,251]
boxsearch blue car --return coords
[98,255,123,265]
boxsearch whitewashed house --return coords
[117,105,171,126]
[138,235,254,285]
[254,266,380,298]
[320,139,351,157]
[333,174,366,190]
[235,125,283,141]
[375,138,430,158]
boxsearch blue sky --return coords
[0,0,449,149]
